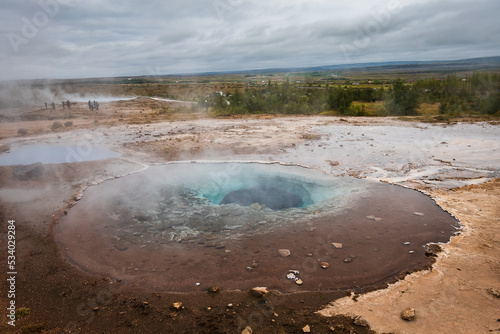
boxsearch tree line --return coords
[203,73,500,117]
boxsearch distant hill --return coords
[198,56,500,76]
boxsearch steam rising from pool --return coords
[56,162,459,292]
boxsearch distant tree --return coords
[328,87,353,114]
[385,79,420,116]
[480,92,500,115]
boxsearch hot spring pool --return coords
[55,162,459,292]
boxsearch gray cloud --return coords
[1,0,499,81]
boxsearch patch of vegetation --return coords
[15,307,31,319]
[21,323,44,334]
[205,72,499,119]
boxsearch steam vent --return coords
[56,162,459,292]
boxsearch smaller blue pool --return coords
[0,143,121,166]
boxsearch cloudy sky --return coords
[1,0,499,81]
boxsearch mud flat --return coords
[0,99,499,333]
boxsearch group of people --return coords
[88,100,99,110]
[43,100,100,110]
[44,102,56,110]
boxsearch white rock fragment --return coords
[331,242,343,249]
[278,249,291,257]
[241,326,253,334]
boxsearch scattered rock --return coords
[354,316,369,327]
[425,244,442,257]
[401,308,416,321]
[402,242,411,246]
[320,262,329,269]
[241,326,253,334]
[344,257,353,263]
[366,215,382,221]
[227,303,233,308]
[171,302,183,311]
[327,160,340,167]
[278,249,291,258]
[207,286,220,294]
[13,162,45,180]
[302,324,311,332]
[487,288,500,298]
[249,287,270,298]
[195,283,201,287]
[287,273,296,280]
[331,242,343,249]
[94,120,99,124]
[0,143,10,153]
[51,121,63,130]
[64,121,73,127]
[413,212,425,216]
[17,128,28,135]
[92,307,100,312]
[289,270,300,275]
[295,278,303,285]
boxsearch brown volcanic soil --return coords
[0,99,499,333]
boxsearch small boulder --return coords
[249,287,270,298]
[64,121,73,127]
[207,286,220,294]
[487,288,500,298]
[401,308,416,321]
[302,324,311,332]
[17,128,28,135]
[241,326,253,334]
[425,244,442,257]
[331,242,343,249]
[278,249,291,258]
[171,302,183,311]
[13,162,45,180]
[0,143,10,153]
[354,316,369,327]
[51,121,63,130]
